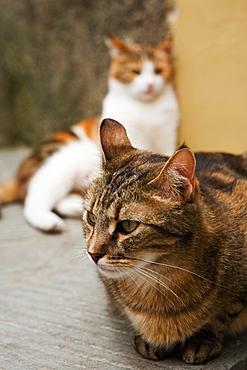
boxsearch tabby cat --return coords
[83,118,247,364]
[0,35,178,232]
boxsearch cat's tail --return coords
[0,178,23,204]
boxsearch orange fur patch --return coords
[72,116,101,143]
[0,179,21,203]
[51,131,78,143]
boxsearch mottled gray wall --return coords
[0,0,167,147]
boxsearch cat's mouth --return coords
[93,258,131,278]
[140,86,161,102]
[87,251,135,278]
[87,251,157,279]
[98,263,129,278]
[144,87,156,97]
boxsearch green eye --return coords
[87,211,96,226]
[117,220,139,234]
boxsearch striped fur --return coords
[84,119,247,364]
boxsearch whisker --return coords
[72,183,88,196]
[138,267,186,308]
[124,269,147,298]
[129,256,219,286]
[72,252,88,264]
[64,244,88,265]
[142,265,190,302]
[56,198,83,203]
[47,247,88,272]
[55,200,84,207]
[135,268,177,310]
[160,254,230,290]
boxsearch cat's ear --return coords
[155,35,173,55]
[149,148,196,203]
[100,118,134,162]
[105,34,131,58]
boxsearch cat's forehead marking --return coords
[96,163,163,212]
[119,45,161,65]
[106,205,118,235]
[106,202,118,219]
[141,60,156,74]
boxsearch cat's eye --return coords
[132,69,141,75]
[87,211,96,226]
[155,67,163,74]
[117,220,139,234]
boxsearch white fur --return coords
[24,134,100,231]
[23,61,178,231]
[102,61,179,156]
[54,194,84,217]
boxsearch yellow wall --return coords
[174,0,247,153]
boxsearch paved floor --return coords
[0,148,246,370]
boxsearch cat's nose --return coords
[88,252,105,264]
[146,83,154,94]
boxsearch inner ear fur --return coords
[149,148,196,202]
[100,118,134,162]
[155,35,173,55]
[105,34,132,58]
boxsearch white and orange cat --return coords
[0,35,179,232]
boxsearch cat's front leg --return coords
[181,303,246,365]
[132,335,166,360]
[181,328,222,364]
[132,335,180,361]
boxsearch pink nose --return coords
[146,84,154,94]
[88,252,105,264]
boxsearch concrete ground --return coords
[0,147,247,370]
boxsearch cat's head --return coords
[105,35,173,102]
[83,119,198,279]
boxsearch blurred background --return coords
[175,0,247,154]
[0,0,167,148]
[0,0,247,153]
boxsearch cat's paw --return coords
[39,213,65,233]
[24,209,65,232]
[54,194,83,217]
[132,335,167,360]
[181,338,222,364]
